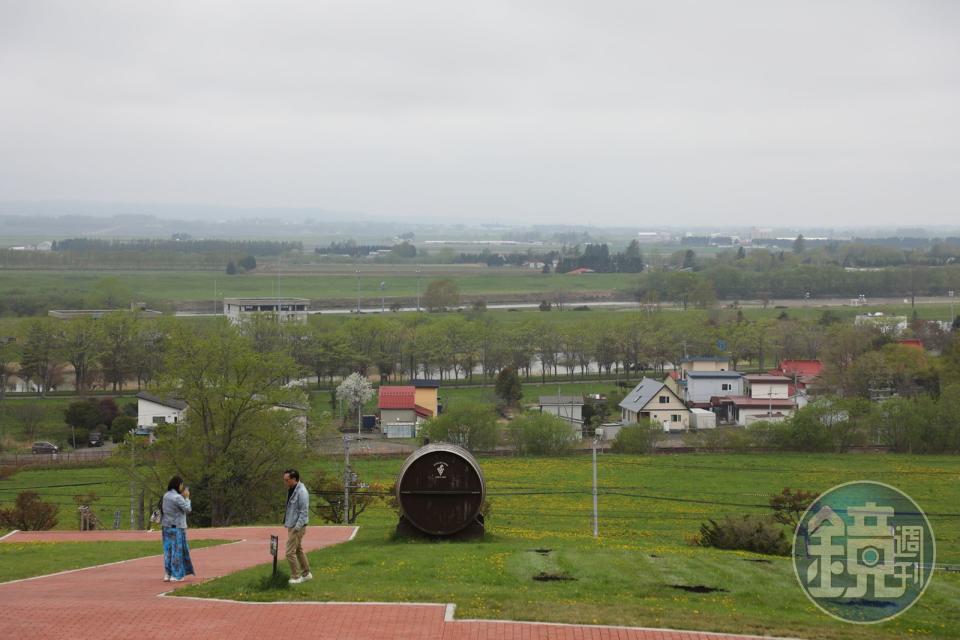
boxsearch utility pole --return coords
[129,429,136,530]
[950,290,956,324]
[380,281,386,313]
[355,268,361,313]
[416,266,422,312]
[592,428,601,538]
[342,435,351,525]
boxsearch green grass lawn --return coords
[0,466,133,530]
[171,453,960,639]
[0,538,229,583]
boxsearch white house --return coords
[136,391,308,438]
[136,392,187,428]
[684,371,744,406]
[745,374,791,400]
[619,378,691,431]
[223,298,310,325]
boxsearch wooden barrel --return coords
[395,443,486,536]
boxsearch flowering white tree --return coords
[337,372,375,433]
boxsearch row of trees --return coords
[51,238,300,255]
[644,248,960,303]
[1,314,173,396]
[4,307,951,400]
[556,240,645,273]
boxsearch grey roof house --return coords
[619,378,690,431]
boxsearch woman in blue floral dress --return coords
[161,476,194,582]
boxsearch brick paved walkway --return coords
[0,528,798,639]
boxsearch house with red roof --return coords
[896,339,924,350]
[378,385,434,438]
[770,359,824,398]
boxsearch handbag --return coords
[149,497,163,524]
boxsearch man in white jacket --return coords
[283,469,313,585]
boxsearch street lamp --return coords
[950,290,956,324]
[355,268,360,313]
[380,281,386,313]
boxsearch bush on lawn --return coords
[508,413,578,456]
[695,514,790,556]
[0,465,20,481]
[0,491,59,530]
[110,415,137,443]
[611,420,661,454]
[422,402,498,452]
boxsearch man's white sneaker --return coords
[302,572,313,581]
[169,576,182,582]
[288,576,305,585]
[163,574,171,582]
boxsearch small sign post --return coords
[270,535,279,576]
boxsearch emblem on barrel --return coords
[395,443,486,538]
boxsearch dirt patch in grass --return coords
[533,572,576,582]
[669,584,726,594]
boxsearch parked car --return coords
[88,431,104,447]
[32,441,59,454]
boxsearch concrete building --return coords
[223,298,310,325]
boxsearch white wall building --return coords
[745,375,791,400]
[223,298,310,325]
[538,396,584,426]
[136,392,187,428]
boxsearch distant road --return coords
[175,295,957,317]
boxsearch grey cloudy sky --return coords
[1,0,958,227]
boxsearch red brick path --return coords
[0,528,796,639]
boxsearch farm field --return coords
[108,451,960,639]
[0,268,639,305]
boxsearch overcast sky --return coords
[1,1,958,227]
